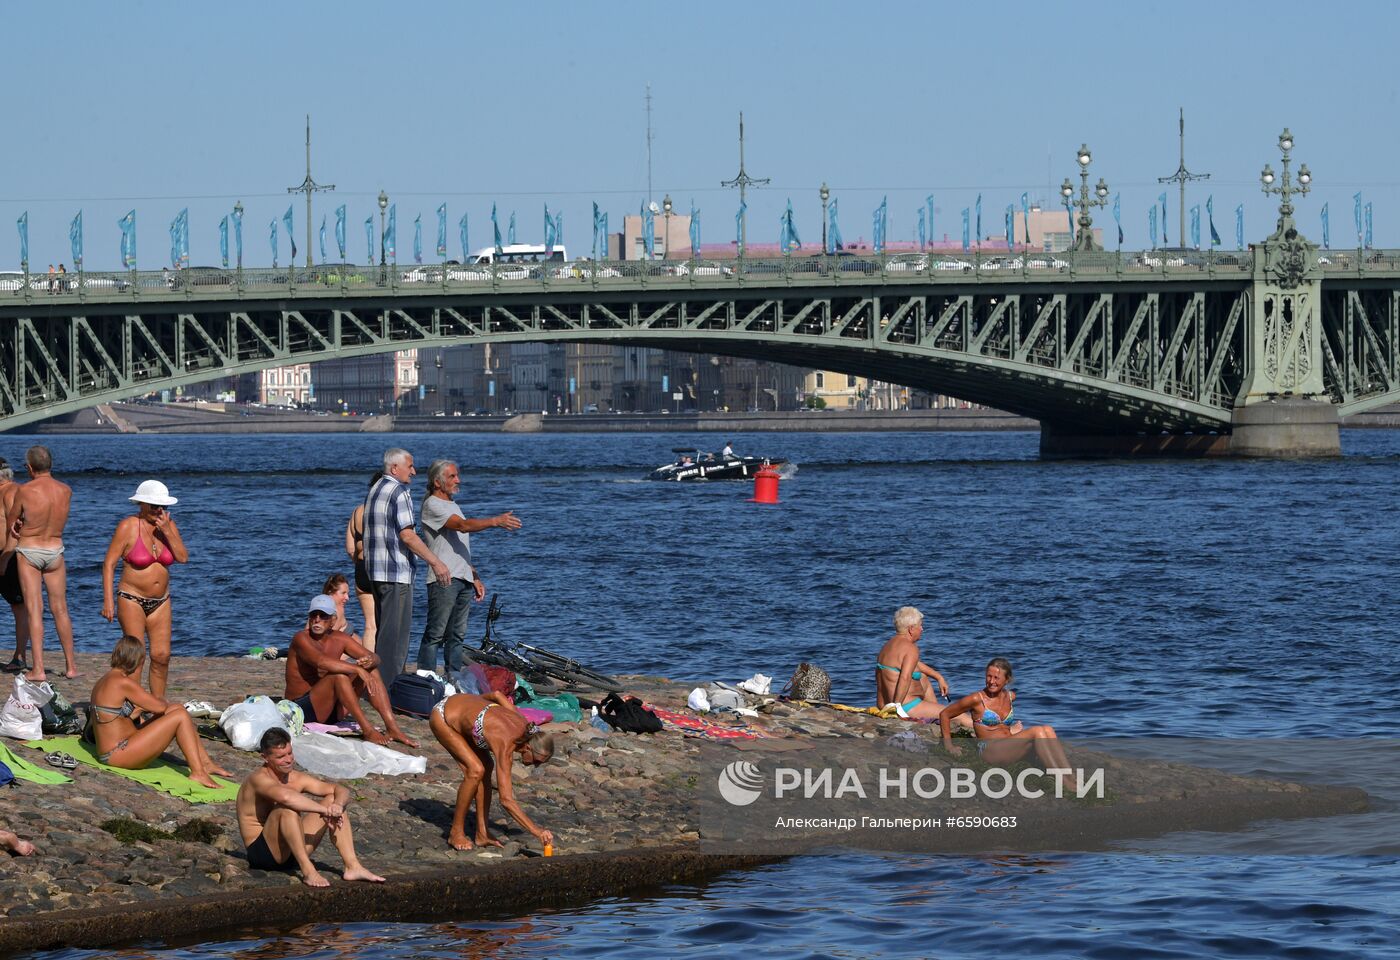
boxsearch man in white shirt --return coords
[417,460,522,673]
[721,441,735,459]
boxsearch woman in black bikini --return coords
[101,480,188,697]
[343,472,380,652]
[89,635,230,789]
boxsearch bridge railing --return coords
[0,249,1269,305]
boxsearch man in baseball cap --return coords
[283,594,418,748]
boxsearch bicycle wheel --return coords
[522,646,625,693]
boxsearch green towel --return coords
[0,740,71,784]
[24,736,238,804]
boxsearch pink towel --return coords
[518,707,553,724]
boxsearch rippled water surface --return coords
[15,428,1400,958]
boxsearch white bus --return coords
[469,244,568,265]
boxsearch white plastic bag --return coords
[292,731,426,779]
[219,695,288,751]
[0,675,46,740]
[737,673,772,696]
[687,687,711,713]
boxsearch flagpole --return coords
[288,115,334,269]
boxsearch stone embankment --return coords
[0,653,1368,954]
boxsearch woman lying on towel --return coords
[88,634,231,789]
[941,658,1068,778]
[876,606,965,727]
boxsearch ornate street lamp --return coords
[663,194,672,261]
[1064,143,1109,252]
[377,190,389,283]
[1260,128,1310,242]
[820,182,830,254]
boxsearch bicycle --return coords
[466,595,624,695]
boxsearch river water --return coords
[16,428,1400,959]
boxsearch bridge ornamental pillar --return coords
[1230,230,1340,456]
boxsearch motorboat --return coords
[645,448,793,482]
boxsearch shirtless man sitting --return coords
[430,691,554,852]
[10,446,76,680]
[235,727,384,887]
[285,594,418,748]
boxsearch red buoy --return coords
[750,462,781,504]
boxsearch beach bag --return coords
[482,666,516,699]
[515,690,583,724]
[0,675,47,740]
[219,696,287,751]
[783,662,832,701]
[451,663,491,696]
[0,759,12,787]
[40,687,81,735]
[388,673,445,718]
[599,693,663,734]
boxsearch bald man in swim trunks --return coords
[10,446,76,681]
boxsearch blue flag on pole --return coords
[386,204,397,261]
[690,202,700,258]
[1021,192,1031,246]
[643,203,655,258]
[1004,205,1013,251]
[180,209,189,266]
[781,198,800,253]
[1065,202,1074,246]
[119,210,135,268]
[1113,194,1123,248]
[599,212,608,257]
[1365,203,1373,249]
[283,205,296,261]
[545,204,556,255]
[232,205,242,268]
[319,216,327,264]
[436,203,447,258]
[1354,192,1363,245]
[365,217,373,263]
[335,205,346,261]
[169,213,180,268]
[917,207,926,250]
[414,213,422,264]
[828,198,842,253]
[975,194,982,247]
[1149,205,1157,249]
[554,211,563,252]
[926,194,934,247]
[1190,205,1200,249]
[219,215,228,268]
[70,211,83,267]
[1207,196,1221,247]
[270,219,279,268]
[508,211,517,246]
[961,208,969,252]
[1159,193,1169,246]
[1235,205,1244,251]
[492,204,502,254]
[1321,202,1329,250]
[735,200,746,252]
[591,203,600,260]
[17,211,28,267]
[460,212,469,262]
[873,197,887,254]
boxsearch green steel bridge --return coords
[2,245,1397,453]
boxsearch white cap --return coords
[129,479,178,506]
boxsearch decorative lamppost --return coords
[1260,128,1310,242]
[377,190,389,283]
[663,194,672,261]
[1061,143,1109,252]
[232,200,244,288]
[820,182,830,254]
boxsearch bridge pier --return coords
[1039,397,1340,459]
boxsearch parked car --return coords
[168,266,234,290]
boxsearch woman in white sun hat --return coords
[100,480,188,697]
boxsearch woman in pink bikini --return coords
[100,480,188,697]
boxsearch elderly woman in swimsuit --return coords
[876,606,962,725]
[89,634,230,790]
[429,692,555,852]
[101,480,188,698]
[940,657,1067,779]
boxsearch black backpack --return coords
[388,673,446,718]
[599,694,663,734]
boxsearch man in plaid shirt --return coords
[363,448,450,685]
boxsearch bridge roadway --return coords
[2,248,1398,447]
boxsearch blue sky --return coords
[4,0,1398,268]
